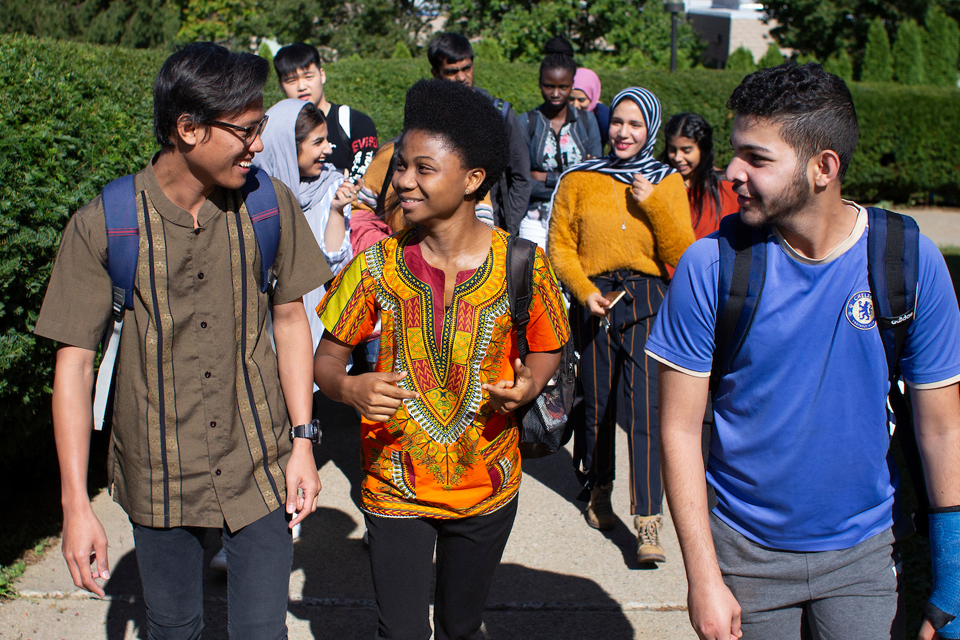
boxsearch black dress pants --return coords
[364,497,518,640]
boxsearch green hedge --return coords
[2,33,960,469]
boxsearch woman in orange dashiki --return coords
[314,79,570,640]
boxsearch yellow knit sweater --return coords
[547,171,695,304]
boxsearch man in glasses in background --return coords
[34,42,329,640]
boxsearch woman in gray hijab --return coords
[255,98,361,352]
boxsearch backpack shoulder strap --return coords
[339,104,352,140]
[377,146,400,216]
[866,207,920,380]
[711,213,768,393]
[101,174,140,322]
[526,110,537,139]
[240,167,281,294]
[506,234,537,363]
[492,97,511,120]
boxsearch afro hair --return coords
[727,63,859,180]
[401,79,509,200]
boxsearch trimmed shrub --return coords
[758,43,784,68]
[823,50,853,81]
[924,6,960,87]
[474,38,504,62]
[391,41,412,59]
[862,18,894,82]
[893,19,926,85]
[725,46,756,72]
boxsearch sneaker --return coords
[584,482,615,530]
[635,515,666,564]
[210,547,227,573]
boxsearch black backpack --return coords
[505,235,578,458]
[711,209,929,534]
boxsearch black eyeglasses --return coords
[208,115,269,145]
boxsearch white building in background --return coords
[684,0,785,67]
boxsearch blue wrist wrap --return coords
[928,511,960,639]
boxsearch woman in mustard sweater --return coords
[548,87,695,564]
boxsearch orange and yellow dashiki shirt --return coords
[317,226,570,519]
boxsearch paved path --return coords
[900,207,960,248]
[1,394,696,639]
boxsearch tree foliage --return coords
[861,17,894,82]
[444,0,705,69]
[823,49,853,80]
[758,42,784,68]
[761,0,960,75]
[893,18,925,85]
[924,5,960,87]
[725,46,756,72]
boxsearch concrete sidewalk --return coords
[0,394,696,639]
[905,207,960,248]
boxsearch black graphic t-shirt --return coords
[325,103,379,181]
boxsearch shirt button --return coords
[194,228,201,236]
[210,421,217,428]
[204,371,211,378]
[215,469,222,476]
[200,321,207,328]
[198,272,205,279]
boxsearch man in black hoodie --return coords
[428,33,532,235]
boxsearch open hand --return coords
[285,441,321,528]
[631,173,654,203]
[343,370,419,422]
[61,503,110,598]
[482,358,535,414]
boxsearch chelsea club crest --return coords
[846,291,876,330]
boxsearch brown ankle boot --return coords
[585,482,615,530]
[635,514,666,563]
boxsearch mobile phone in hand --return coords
[603,290,626,308]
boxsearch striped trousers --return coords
[571,271,666,517]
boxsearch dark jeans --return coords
[364,497,518,640]
[132,506,292,640]
[572,272,666,516]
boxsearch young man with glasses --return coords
[35,42,330,640]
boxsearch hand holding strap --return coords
[927,509,960,638]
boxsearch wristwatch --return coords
[290,419,322,444]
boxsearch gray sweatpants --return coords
[711,513,904,640]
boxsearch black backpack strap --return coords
[711,214,768,394]
[866,207,926,533]
[506,234,537,363]
[527,109,537,139]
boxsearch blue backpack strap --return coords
[491,97,511,120]
[866,207,920,379]
[240,166,281,294]
[866,207,927,534]
[101,174,139,321]
[711,213,768,394]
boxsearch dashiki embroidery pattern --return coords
[318,226,569,519]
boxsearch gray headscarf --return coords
[255,98,342,211]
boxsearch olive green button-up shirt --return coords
[35,162,331,530]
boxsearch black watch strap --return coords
[290,419,322,444]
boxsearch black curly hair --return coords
[727,63,859,180]
[660,113,721,228]
[540,36,577,81]
[401,79,509,199]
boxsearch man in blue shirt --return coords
[646,63,960,640]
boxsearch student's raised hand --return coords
[331,169,364,214]
[342,370,419,422]
[631,173,654,203]
[482,358,535,414]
